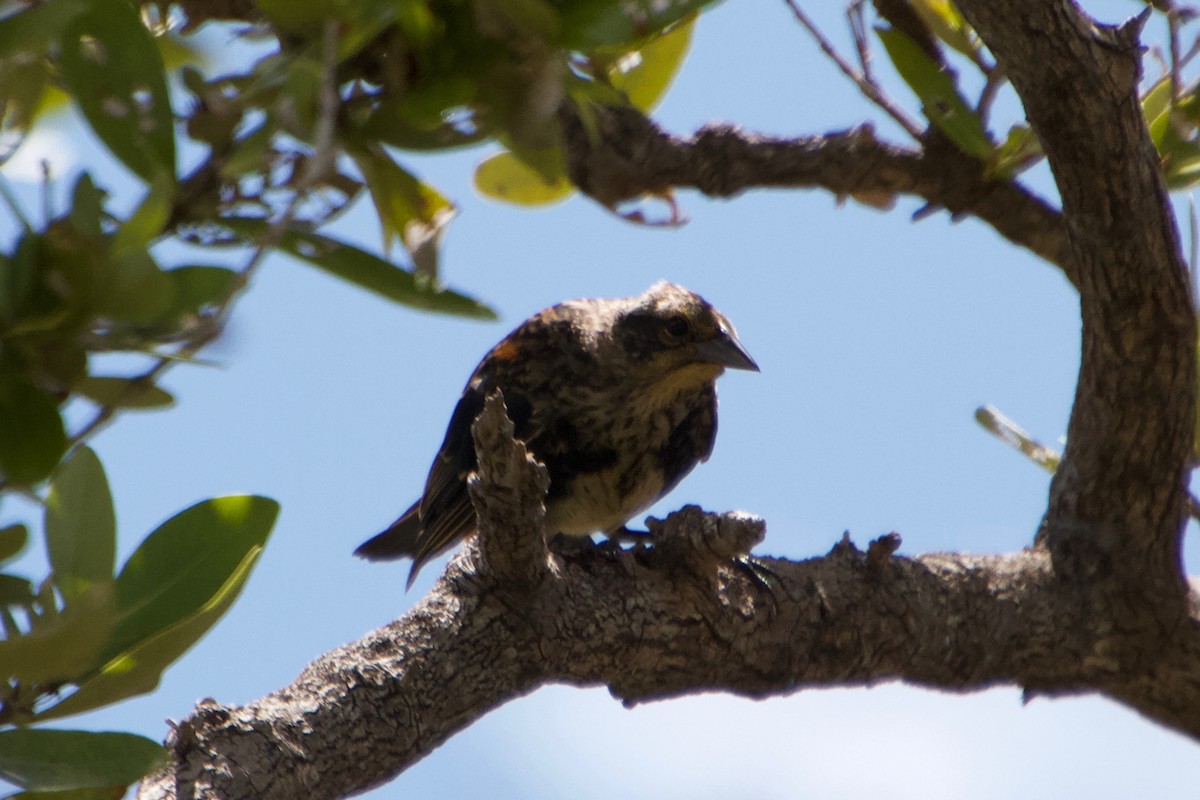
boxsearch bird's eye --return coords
[661,314,690,341]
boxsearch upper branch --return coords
[560,108,1075,286]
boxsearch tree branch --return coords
[559,109,1076,287]
[954,0,1196,641]
[132,4,1200,798]
[137,397,1200,800]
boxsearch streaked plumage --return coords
[354,281,758,588]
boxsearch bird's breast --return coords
[534,375,713,535]
[544,458,665,535]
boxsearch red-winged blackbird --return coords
[354,281,758,588]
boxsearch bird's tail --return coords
[353,501,421,562]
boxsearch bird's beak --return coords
[696,327,759,372]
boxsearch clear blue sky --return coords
[4,0,1198,796]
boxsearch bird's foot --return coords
[730,555,780,616]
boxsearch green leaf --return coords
[36,545,263,720]
[0,525,28,564]
[558,0,721,50]
[224,218,496,319]
[104,496,278,663]
[877,26,992,160]
[58,0,176,183]
[0,573,34,605]
[474,0,561,43]
[112,174,174,255]
[975,404,1060,474]
[158,266,236,323]
[986,124,1042,179]
[1142,76,1173,146]
[0,1,88,56]
[218,120,273,179]
[0,581,116,685]
[1166,150,1200,190]
[0,378,67,486]
[908,0,979,59]
[45,447,115,601]
[253,0,336,34]
[35,497,278,719]
[0,729,165,792]
[290,232,496,319]
[474,150,574,206]
[0,232,48,332]
[369,116,491,153]
[346,143,457,278]
[74,378,174,410]
[67,175,106,240]
[0,52,50,141]
[609,17,695,112]
[98,248,173,323]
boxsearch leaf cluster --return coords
[0,0,723,795]
[0,447,277,798]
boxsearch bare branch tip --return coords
[468,391,551,587]
[867,532,903,574]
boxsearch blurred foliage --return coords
[0,446,277,796]
[0,0,720,794]
[0,0,712,494]
[866,0,1200,186]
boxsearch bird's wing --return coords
[410,382,487,568]
[410,375,539,579]
[658,384,718,497]
[352,499,421,561]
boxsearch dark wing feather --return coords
[353,499,421,561]
[357,307,560,587]
[406,377,538,588]
[657,384,717,497]
[402,382,487,583]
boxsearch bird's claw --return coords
[730,554,780,616]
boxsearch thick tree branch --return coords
[560,111,1076,286]
[137,399,1200,800]
[955,0,1196,642]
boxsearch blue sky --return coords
[4,0,1199,796]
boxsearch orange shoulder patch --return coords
[490,338,521,361]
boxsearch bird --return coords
[354,281,759,589]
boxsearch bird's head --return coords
[609,281,759,384]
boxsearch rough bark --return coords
[136,1,1200,798]
[954,0,1198,718]
[136,396,1200,800]
[559,114,1076,287]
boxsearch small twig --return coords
[784,0,924,140]
[848,0,872,79]
[39,160,52,227]
[976,63,1007,123]
[298,20,340,188]
[1169,8,1183,100]
[976,403,1200,523]
[974,403,1060,473]
[1178,35,1200,70]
